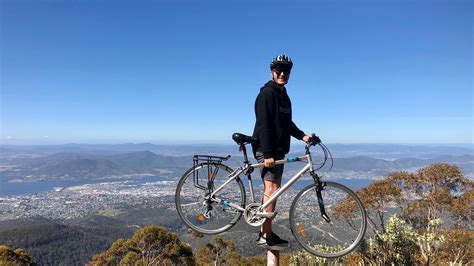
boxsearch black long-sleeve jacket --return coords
[252,80,305,159]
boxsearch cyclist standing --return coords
[252,54,311,250]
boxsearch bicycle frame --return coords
[177,137,366,258]
[209,153,316,213]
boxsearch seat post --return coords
[240,144,249,164]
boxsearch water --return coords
[0,175,168,196]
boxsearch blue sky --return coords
[1,0,472,145]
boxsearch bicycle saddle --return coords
[232,133,257,145]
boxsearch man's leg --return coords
[255,152,287,250]
[262,179,280,237]
[257,162,288,251]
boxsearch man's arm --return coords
[256,89,275,159]
[290,121,312,143]
[290,121,305,140]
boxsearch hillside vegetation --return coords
[1,163,472,265]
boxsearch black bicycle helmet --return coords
[270,54,293,70]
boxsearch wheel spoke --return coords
[175,163,245,235]
[289,182,367,258]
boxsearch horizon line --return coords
[1,142,473,147]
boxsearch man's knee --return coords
[264,180,280,193]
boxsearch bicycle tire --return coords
[289,181,367,258]
[175,163,246,234]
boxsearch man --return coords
[252,54,311,250]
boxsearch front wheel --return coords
[175,163,246,234]
[289,181,367,258]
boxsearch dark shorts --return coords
[254,151,284,184]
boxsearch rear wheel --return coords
[175,163,245,234]
[289,181,367,258]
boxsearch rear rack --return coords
[192,155,231,190]
[193,154,231,165]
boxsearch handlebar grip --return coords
[310,133,321,145]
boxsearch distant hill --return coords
[0,218,133,265]
[0,143,241,158]
[0,151,192,181]
[2,143,472,159]
[1,148,472,181]
[331,155,474,172]
[325,143,473,158]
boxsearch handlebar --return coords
[232,132,333,171]
[305,133,321,148]
[304,133,333,171]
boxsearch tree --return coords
[367,215,418,265]
[332,173,406,264]
[195,236,240,265]
[415,218,445,265]
[342,252,365,265]
[0,245,35,265]
[450,180,474,228]
[393,164,471,265]
[357,173,405,233]
[289,250,344,266]
[439,228,473,265]
[396,163,467,229]
[333,171,408,236]
[88,225,194,265]
[333,163,472,265]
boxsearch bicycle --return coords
[175,133,367,258]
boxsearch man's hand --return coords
[302,135,312,143]
[264,158,275,168]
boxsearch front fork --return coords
[311,171,331,223]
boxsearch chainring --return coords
[243,203,265,227]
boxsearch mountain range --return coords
[1,149,472,182]
[1,142,472,159]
